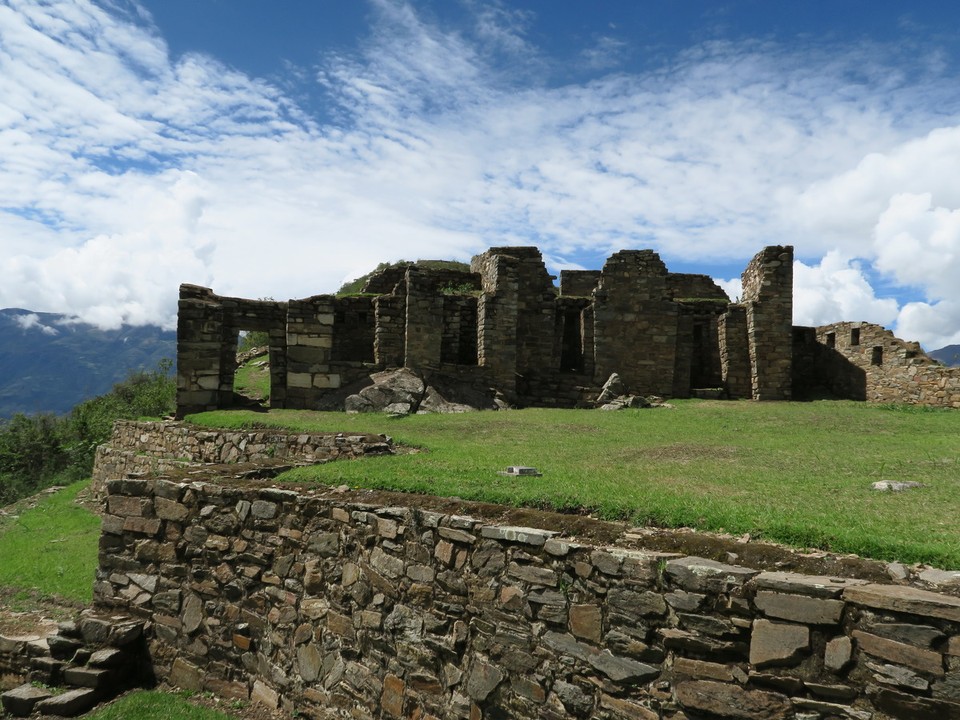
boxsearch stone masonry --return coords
[177,246,794,416]
[95,468,960,720]
[177,244,960,415]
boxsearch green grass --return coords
[187,400,960,568]
[0,480,100,602]
[233,354,270,402]
[87,691,237,720]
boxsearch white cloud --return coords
[14,313,58,336]
[1,1,960,351]
[793,253,899,329]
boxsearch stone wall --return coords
[796,322,960,408]
[90,420,393,497]
[741,246,794,401]
[91,420,960,719]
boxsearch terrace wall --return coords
[92,423,960,720]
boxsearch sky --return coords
[3,1,960,350]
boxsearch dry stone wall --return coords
[804,322,960,408]
[91,420,392,497]
[94,470,960,719]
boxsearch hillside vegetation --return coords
[0,362,175,505]
[190,401,960,568]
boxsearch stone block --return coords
[753,590,845,625]
[749,619,809,669]
[251,680,279,709]
[844,583,960,622]
[666,556,758,592]
[381,674,405,717]
[2,684,52,717]
[824,635,853,673]
[569,604,602,643]
[852,630,945,677]
[752,571,867,598]
[675,680,791,720]
[480,525,556,546]
[34,688,100,717]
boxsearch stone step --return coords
[35,687,101,717]
[1,684,53,717]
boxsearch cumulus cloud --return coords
[793,252,899,329]
[1,1,960,350]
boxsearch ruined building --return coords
[176,245,960,416]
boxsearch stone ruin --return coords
[176,245,960,417]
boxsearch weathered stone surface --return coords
[844,583,960,622]
[381,674,405,717]
[608,587,668,618]
[569,604,602,643]
[675,680,792,720]
[552,680,593,716]
[672,658,737,682]
[749,620,809,669]
[852,630,945,676]
[465,660,503,701]
[598,693,658,719]
[866,622,945,649]
[251,680,279,709]
[169,657,204,692]
[867,661,930,691]
[480,525,555,546]
[824,635,853,673]
[665,556,758,592]
[588,649,660,684]
[35,688,101,717]
[507,562,558,587]
[298,643,323,683]
[871,687,960,720]
[753,590,845,625]
[752,571,867,599]
[2,684,52,717]
[181,592,204,634]
[63,666,110,689]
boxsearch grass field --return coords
[189,400,960,568]
[86,692,237,720]
[0,480,100,603]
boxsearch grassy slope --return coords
[87,692,237,720]
[0,480,100,602]
[233,353,270,402]
[189,401,960,568]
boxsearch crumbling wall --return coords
[741,246,793,400]
[90,420,393,497]
[803,322,960,407]
[177,286,287,417]
[593,251,679,398]
[96,470,960,720]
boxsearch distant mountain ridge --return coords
[0,308,175,418]
[929,344,960,367]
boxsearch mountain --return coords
[929,345,960,367]
[0,309,176,418]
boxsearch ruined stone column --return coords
[404,267,444,370]
[176,284,226,418]
[472,250,519,400]
[741,246,794,400]
[285,297,337,409]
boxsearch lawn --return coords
[189,400,960,568]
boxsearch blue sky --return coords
[3,1,960,349]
